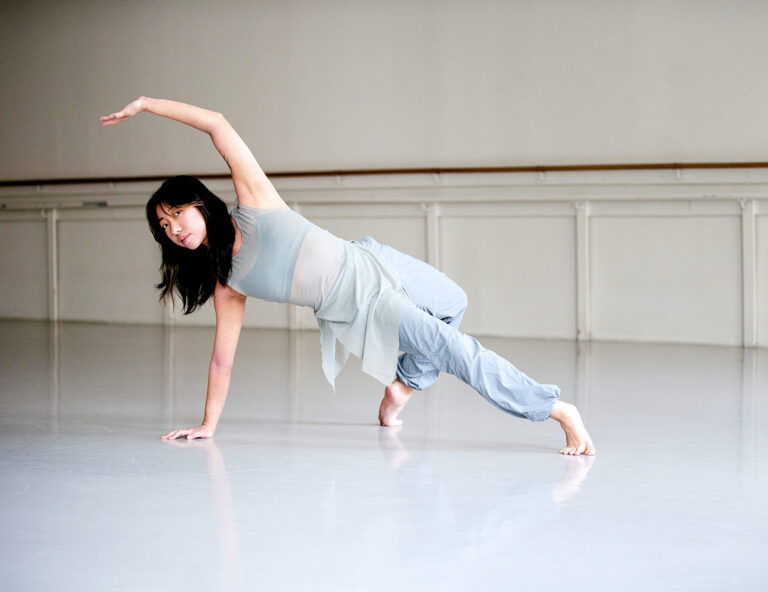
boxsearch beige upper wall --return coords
[2,0,768,181]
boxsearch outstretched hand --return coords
[99,97,145,126]
[161,424,214,440]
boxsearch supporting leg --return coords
[397,305,559,421]
[354,237,467,426]
[396,305,595,454]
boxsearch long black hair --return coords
[145,176,235,314]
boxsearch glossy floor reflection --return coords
[1,320,766,591]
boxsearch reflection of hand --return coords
[159,434,242,585]
[163,437,214,449]
[161,424,214,440]
[99,97,145,126]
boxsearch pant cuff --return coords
[527,396,558,422]
[395,369,423,391]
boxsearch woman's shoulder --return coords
[233,191,293,223]
[236,192,288,210]
[234,202,291,217]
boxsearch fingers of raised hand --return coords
[99,112,125,126]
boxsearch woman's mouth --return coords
[180,234,190,245]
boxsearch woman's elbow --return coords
[208,111,229,133]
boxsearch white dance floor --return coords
[1,320,766,591]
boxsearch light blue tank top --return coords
[228,204,345,310]
[228,204,410,388]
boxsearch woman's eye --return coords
[161,223,168,229]
[174,210,181,216]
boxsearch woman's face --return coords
[155,202,209,249]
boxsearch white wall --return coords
[1,169,766,348]
[2,2,767,349]
[0,214,48,319]
[760,215,768,346]
[2,0,768,181]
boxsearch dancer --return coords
[100,97,595,455]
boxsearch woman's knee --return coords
[455,285,468,314]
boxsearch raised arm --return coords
[161,283,247,440]
[100,97,286,209]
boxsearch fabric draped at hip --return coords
[315,242,411,389]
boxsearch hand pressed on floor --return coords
[161,424,214,440]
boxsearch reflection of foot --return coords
[549,401,596,456]
[378,426,411,470]
[552,454,596,504]
[378,379,413,427]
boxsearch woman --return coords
[100,97,595,455]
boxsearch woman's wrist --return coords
[137,96,152,113]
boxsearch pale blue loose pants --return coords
[356,237,560,422]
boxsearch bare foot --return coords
[549,401,596,456]
[378,379,414,427]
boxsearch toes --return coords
[561,444,594,456]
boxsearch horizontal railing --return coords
[3,160,768,187]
